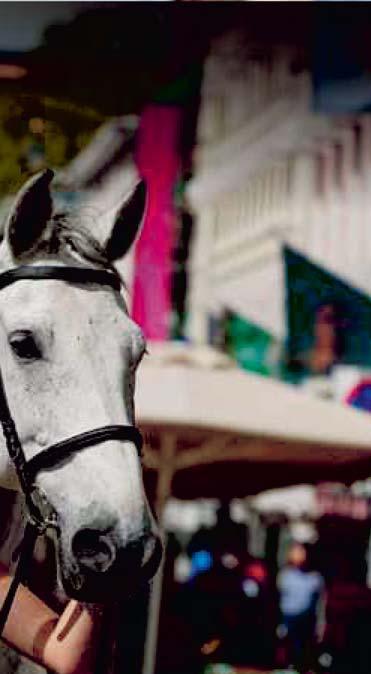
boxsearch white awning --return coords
[136,349,371,467]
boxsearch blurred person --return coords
[287,303,345,379]
[309,304,345,375]
[320,553,371,674]
[187,502,247,565]
[186,550,245,667]
[277,542,324,672]
[0,560,102,673]
[242,557,277,668]
[183,503,250,667]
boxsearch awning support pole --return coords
[142,432,176,674]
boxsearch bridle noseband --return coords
[0,265,144,634]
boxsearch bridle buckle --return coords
[27,486,59,534]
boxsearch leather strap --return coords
[0,265,121,293]
[0,371,29,497]
[27,425,143,484]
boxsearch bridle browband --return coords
[0,265,122,293]
[0,264,144,635]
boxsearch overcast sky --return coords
[0,3,91,51]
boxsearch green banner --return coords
[284,246,371,379]
[224,310,281,377]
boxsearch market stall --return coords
[137,343,371,507]
[136,343,371,674]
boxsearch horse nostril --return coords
[72,528,116,573]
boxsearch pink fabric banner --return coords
[132,105,183,340]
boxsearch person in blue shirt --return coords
[277,542,324,672]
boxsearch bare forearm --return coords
[43,601,103,674]
[0,566,102,674]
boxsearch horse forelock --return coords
[51,212,120,272]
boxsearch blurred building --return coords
[186,30,371,350]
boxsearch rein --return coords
[0,265,143,636]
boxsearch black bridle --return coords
[0,265,144,635]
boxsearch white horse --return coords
[0,169,162,672]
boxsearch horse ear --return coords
[105,180,147,261]
[5,169,54,259]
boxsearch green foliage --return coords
[0,93,104,197]
[0,96,24,194]
[44,122,68,167]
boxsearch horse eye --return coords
[9,331,42,360]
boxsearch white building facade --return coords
[186,31,371,344]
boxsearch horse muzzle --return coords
[60,527,163,602]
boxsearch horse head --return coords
[0,169,162,602]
